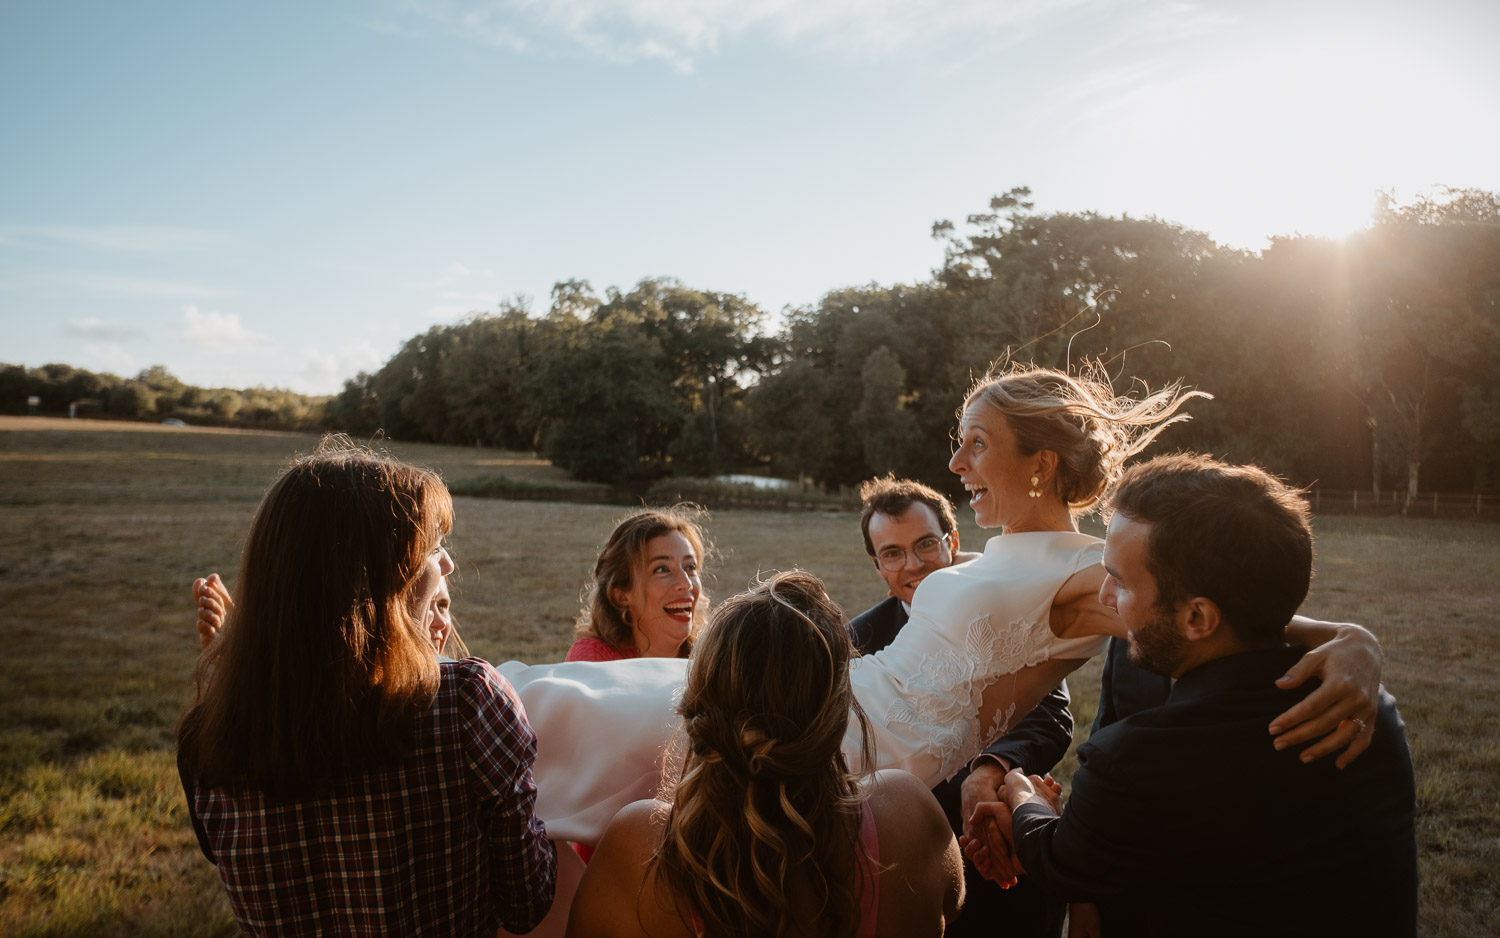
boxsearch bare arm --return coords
[566,800,669,938]
[1048,565,1127,641]
[868,769,964,934]
[1271,616,1383,769]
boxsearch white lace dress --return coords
[498,530,1109,844]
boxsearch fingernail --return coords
[1268,724,1282,734]
[1301,752,1313,763]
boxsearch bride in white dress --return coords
[502,363,1199,844]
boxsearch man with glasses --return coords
[850,476,1072,938]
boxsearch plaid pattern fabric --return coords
[188,658,557,936]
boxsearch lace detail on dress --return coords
[985,693,1017,746]
[884,611,1058,780]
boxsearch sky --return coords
[2,0,1497,395]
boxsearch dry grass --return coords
[0,418,1495,934]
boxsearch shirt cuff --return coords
[967,752,1015,775]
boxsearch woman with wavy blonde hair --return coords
[565,572,962,938]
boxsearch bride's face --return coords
[949,402,1036,530]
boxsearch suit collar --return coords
[1168,645,1303,707]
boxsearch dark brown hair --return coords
[1109,453,1314,646]
[857,475,959,556]
[573,506,710,656]
[650,571,875,938]
[178,439,450,798]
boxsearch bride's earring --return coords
[1029,475,1042,499]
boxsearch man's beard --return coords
[1127,605,1188,677]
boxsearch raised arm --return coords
[193,574,232,651]
[1270,616,1383,769]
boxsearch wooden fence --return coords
[1307,488,1498,519]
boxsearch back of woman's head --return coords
[575,506,710,655]
[652,571,873,938]
[964,360,1207,512]
[180,438,450,796]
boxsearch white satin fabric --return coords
[500,530,1109,845]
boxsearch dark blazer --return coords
[848,596,1072,938]
[1090,636,1172,733]
[846,596,908,661]
[1016,646,1418,938]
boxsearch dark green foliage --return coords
[0,364,327,428]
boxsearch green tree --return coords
[853,346,919,478]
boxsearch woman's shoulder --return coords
[565,635,636,662]
[863,769,953,856]
[863,769,945,827]
[569,799,681,938]
[862,770,963,933]
[439,657,528,722]
[980,528,1101,558]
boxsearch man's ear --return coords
[1179,596,1224,643]
[948,529,961,554]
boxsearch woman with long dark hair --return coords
[178,442,555,936]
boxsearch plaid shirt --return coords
[184,658,557,936]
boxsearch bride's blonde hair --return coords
[963,359,1209,512]
[650,571,875,938]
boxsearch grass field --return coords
[1,417,1497,935]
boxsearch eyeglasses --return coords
[876,532,952,571]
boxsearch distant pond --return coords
[713,474,797,490]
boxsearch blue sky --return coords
[3,0,1497,394]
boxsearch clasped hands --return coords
[958,761,1060,887]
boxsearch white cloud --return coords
[390,0,1094,68]
[0,225,231,253]
[64,317,144,341]
[179,304,270,351]
[299,342,386,393]
[80,343,141,378]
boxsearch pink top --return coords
[564,635,639,662]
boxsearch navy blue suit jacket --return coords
[1091,636,1172,734]
[1020,646,1417,937]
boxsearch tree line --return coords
[0,362,327,430]
[10,187,1498,508]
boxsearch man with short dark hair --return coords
[850,475,1071,938]
[994,454,1417,937]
